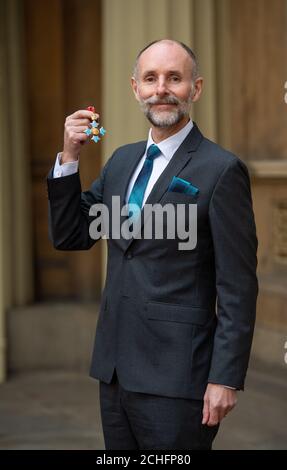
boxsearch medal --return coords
[85,106,106,143]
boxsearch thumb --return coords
[202,399,210,425]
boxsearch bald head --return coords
[133,39,199,82]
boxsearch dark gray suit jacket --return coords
[47,123,258,400]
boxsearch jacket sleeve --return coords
[207,158,258,390]
[47,156,112,250]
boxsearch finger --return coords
[69,110,99,120]
[206,408,219,427]
[67,119,92,127]
[66,130,89,145]
[68,126,90,134]
[202,400,210,425]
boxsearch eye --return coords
[144,75,156,83]
[169,75,181,82]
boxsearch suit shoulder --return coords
[200,137,248,173]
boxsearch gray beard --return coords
[139,94,193,128]
[145,106,188,128]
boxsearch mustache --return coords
[142,95,180,106]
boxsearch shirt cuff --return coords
[53,152,79,178]
[208,382,237,390]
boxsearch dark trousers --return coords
[99,370,219,450]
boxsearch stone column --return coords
[193,0,217,141]
[0,0,33,382]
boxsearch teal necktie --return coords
[128,144,161,218]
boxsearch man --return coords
[47,39,258,450]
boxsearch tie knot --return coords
[146,144,161,161]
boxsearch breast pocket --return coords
[161,191,199,205]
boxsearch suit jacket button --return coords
[126,252,133,259]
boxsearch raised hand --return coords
[62,109,96,164]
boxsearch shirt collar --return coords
[146,119,194,161]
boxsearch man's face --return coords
[131,41,201,128]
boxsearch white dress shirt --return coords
[53,120,194,207]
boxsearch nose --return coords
[155,77,168,97]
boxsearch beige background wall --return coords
[102,0,219,160]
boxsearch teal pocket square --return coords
[168,176,199,196]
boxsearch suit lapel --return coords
[124,123,203,251]
[111,141,146,252]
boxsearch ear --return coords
[131,76,140,102]
[191,77,203,103]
